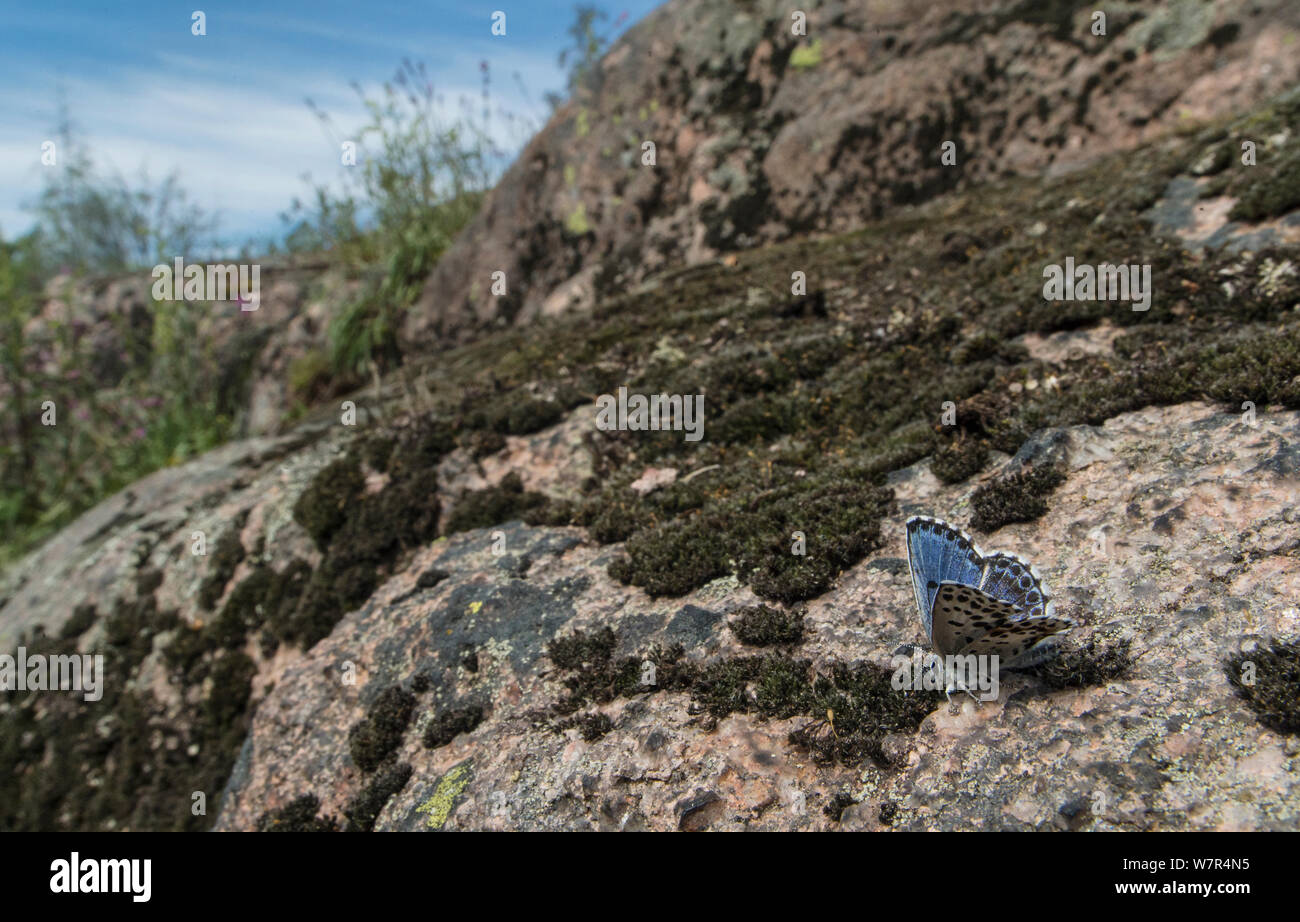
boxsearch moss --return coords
[1225,638,1300,734]
[198,512,248,611]
[930,437,989,484]
[1229,145,1300,221]
[466,393,566,436]
[466,429,507,459]
[730,604,805,646]
[445,472,549,534]
[344,761,413,832]
[690,655,942,766]
[288,445,442,648]
[786,661,944,766]
[610,477,892,602]
[576,711,614,741]
[348,686,416,773]
[422,705,485,749]
[824,792,856,822]
[208,565,275,648]
[59,603,98,640]
[256,794,339,832]
[545,628,940,768]
[1029,638,1134,690]
[293,456,365,549]
[547,628,695,715]
[970,465,1066,532]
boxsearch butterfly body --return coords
[904,515,1076,699]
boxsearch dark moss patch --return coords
[787,661,943,766]
[445,472,549,534]
[610,477,893,603]
[1225,638,1300,734]
[348,686,416,773]
[422,705,485,749]
[466,429,507,459]
[730,604,805,646]
[198,511,249,610]
[547,628,695,715]
[576,711,615,741]
[256,794,339,832]
[824,792,856,822]
[689,655,942,766]
[1028,638,1134,690]
[288,442,442,648]
[546,628,940,768]
[293,456,365,549]
[0,583,258,831]
[416,566,450,589]
[343,761,413,832]
[59,603,98,640]
[970,465,1066,532]
[930,437,990,484]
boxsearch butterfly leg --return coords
[943,675,981,706]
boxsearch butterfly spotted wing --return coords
[929,582,1076,661]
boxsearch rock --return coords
[401,0,1300,349]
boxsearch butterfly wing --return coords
[978,552,1056,619]
[929,581,1021,656]
[905,516,985,641]
[930,582,1077,661]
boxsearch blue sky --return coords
[0,1,662,247]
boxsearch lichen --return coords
[417,762,473,829]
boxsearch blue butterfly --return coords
[903,516,1077,696]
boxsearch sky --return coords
[0,1,663,248]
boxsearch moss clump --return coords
[0,573,259,831]
[545,629,939,768]
[730,604,805,646]
[1029,638,1133,689]
[198,512,248,610]
[293,456,365,548]
[824,792,856,822]
[289,442,442,649]
[610,477,892,603]
[930,437,990,484]
[970,465,1066,532]
[348,686,416,773]
[422,705,485,749]
[576,711,614,741]
[547,628,695,715]
[1225,638,1300,734]
[445,472,549,534]
[257,795,339,832]
[344,761,413,832]
[466,429,507,459]
[691,655,943,766]
[466,393,565,436]
[59,603,98,640]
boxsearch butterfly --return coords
[903,515,1077,698]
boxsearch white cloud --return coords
[0,45,561,244]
